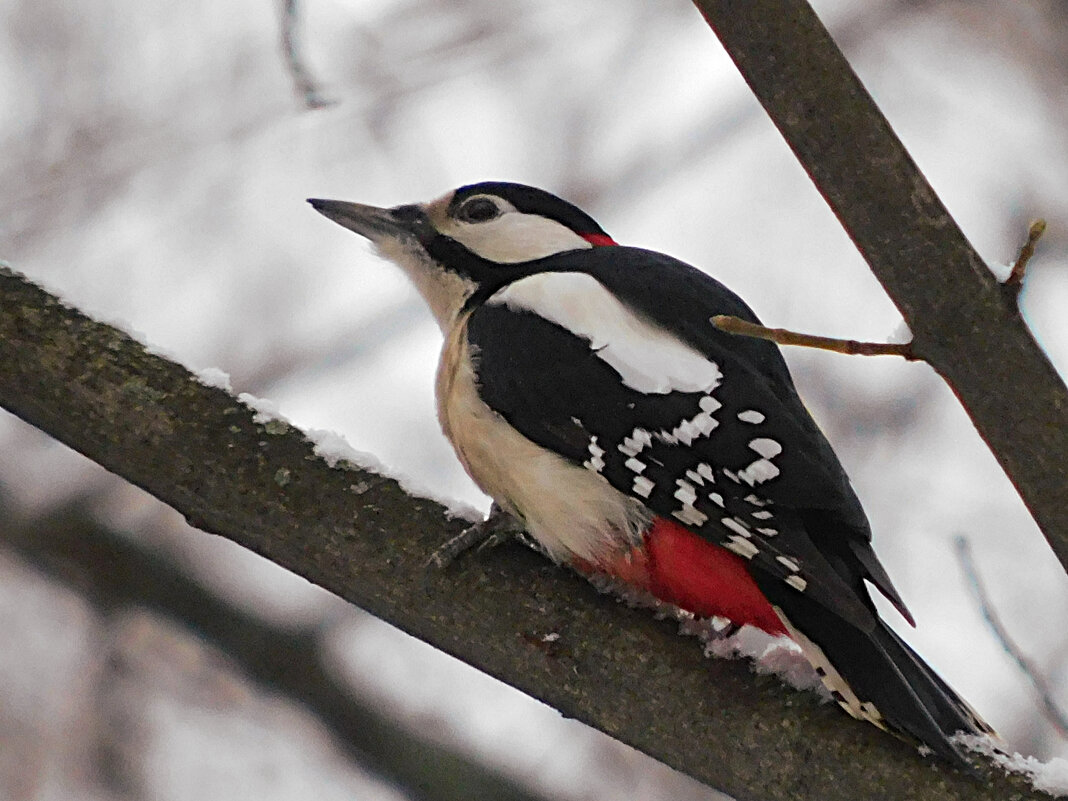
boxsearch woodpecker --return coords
[309,182,993,765]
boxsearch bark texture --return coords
[691,0,1068,572]
[0,265,1050,800]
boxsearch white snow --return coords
[236,391,480,522]
[237,392,291,427]
[886,318,913,345]
[584,569,826,696]
[987,260,1015,283]
[195,367,233,391]
[959,734,1068,797]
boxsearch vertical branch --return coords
[691,0,1068,576]
[280,0,333,109]
[954,537,1068,739]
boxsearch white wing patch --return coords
[489,272,723,394]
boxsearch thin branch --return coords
[280,0,333,109]
[954,536,1068,740]
[713,215,1048,360]
[712,315,919,360]
[692,0,1068,579]
[0,265,1048,801]
[0,499,552,801]
[1004,219,1048,299]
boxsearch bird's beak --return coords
[307,198,429,244]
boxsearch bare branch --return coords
[280,0,333,109]
[1004,219,1048,300]
[0,265,1052,801]
[954,536,1068,740]
[0,499,553,801]
[713,217,1047,360]
[712,315,918,360]
[692,0,1068,578]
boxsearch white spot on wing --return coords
[725,536,758,559]
[624,457,646,474]
[674,480,697,506]
[632,475,655,498]
[752,510,773,520]
[721,517,751,538]
[489,272,723,393]
[673,505,708,527]
[738,410,765,424]
[584,436,605,473]
[708,492,725,507]
[776,555,801,572]
[785,575,807,591]
[738,459,780,485]
[619,428,653,457]
[700,396,722,413]
[749,438,782,459]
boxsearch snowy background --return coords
[2,0,1068,799]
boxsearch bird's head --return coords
[309,182,616,329]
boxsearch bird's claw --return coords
[425,503,527,570]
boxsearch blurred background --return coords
[2,0,1068,798]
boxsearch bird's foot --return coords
[426,503,529,569]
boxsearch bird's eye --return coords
[457,197,500,223]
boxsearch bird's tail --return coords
[775,604,995,766]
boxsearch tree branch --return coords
[691,0,1068,575]
[954,536,1068,740]
[0,499,552,801]
[1004,220,1048,300]
[279,0,333,109]
[711,315,918,360]
[0,268,1050,801]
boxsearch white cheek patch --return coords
[439,212,592,264]
[489,272,723,394]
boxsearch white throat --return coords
[375,237,476,332]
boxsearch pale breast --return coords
[435,314,649,565]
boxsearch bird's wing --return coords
[466,248,910,630]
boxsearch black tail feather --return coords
[762,578,993,767]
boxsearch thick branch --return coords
[692,0,1068,574]
[0,271,1048,801]
[0,500,550,801]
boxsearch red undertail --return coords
[592,517,788,636]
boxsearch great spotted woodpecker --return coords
[309,182,993,765]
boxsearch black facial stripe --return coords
[451,182,608,238]
[423,232,530,307]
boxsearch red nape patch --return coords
[594,518,788,636]
[582,233,617,247]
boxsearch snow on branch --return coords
[0,265,1057,800]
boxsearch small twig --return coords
[1003,219,1047,299]
[280,0,334,110]
[954,535,1068,739]
[713,218,1048,359]
[711,315,919,360]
